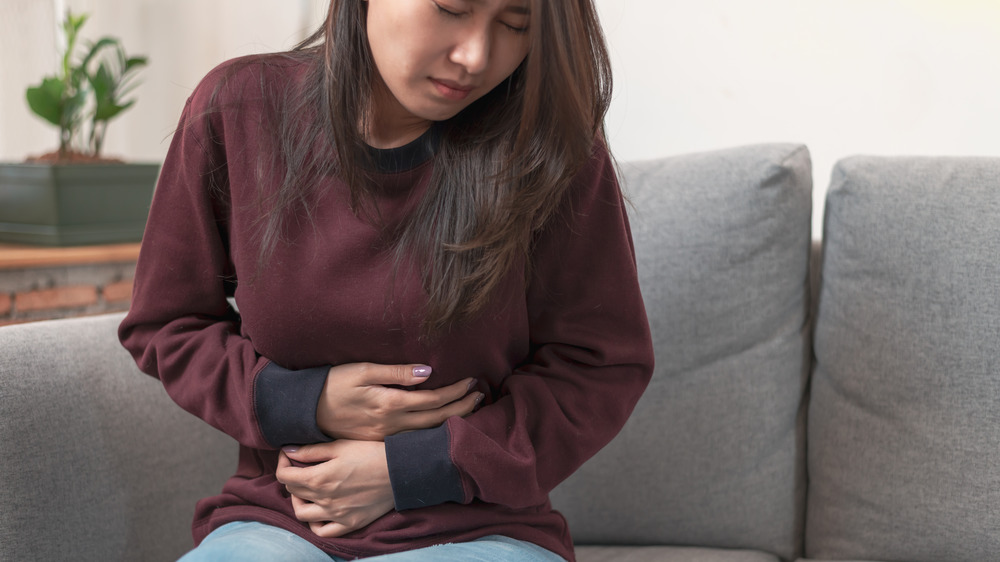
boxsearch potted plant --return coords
[0,10,158,246]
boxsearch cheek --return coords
[370,14,438,81]
[500,33,531,69]
[368,6,412,63]
[492,42,530,83]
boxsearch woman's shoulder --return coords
[187,52,313,110]
[571,134,617,194]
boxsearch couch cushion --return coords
[578,546,780,562]
[550,144,813,561]
[807,156,1000,561]
[794,559,883,562]
[0,313,236,562]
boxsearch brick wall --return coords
[0,261,135,327]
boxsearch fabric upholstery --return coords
[550,144,813,561]
[577,546,780,562]
[3,149,995,562]
[794,559,882,562]
[0,313,237,562]
[807,156,1000,561]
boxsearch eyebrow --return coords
[466,0,531,15]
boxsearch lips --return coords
[430,78,475,101]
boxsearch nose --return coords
[449,27,490,75]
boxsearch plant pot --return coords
[0,162,159,246]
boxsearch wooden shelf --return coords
[0,242,141,270]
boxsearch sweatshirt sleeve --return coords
[385,142,655,510]
[118,79,330,450]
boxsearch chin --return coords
[417,107,466,123]
[407,99,477,123]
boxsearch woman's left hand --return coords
[276,440,395,538]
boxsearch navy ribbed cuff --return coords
[254,362,332,448]
[385,424,465,510]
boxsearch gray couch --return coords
[2,144,997,561]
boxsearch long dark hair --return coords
[243,0,613,333]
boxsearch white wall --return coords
[1,0,60,162]
[0,0,326,163]
[3,1,999,236]
[596,0,1000,235]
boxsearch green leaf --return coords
[81,37,118,68]
[91,63,118,120]
[25,77,65,126]
[91,62,113,94]
[95,100,134,122]
[68,12,88,33]
[125,56,148,72]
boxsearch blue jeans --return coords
[178,521,567,562]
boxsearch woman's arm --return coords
[117,92,288,449]
[384,142,655,510]
[119,72,478,450]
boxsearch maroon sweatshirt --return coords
[119,56,653,561]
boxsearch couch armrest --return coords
[0,313,236,562]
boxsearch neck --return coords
[365,80,433,149]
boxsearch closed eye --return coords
[434,2,463,17]
[435,2,529,34]
[501,21,529,34]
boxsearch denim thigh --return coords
[177,521,338,562]
[362,535,566,562]
[178,522,565,562]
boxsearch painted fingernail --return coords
[282,445,300,453]
[413,365,432,378]
[474,393,485,405]
[467,379,478,391]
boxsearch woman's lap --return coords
[177,521,334,562]
[363,534,566,562]
[178,521,566,562]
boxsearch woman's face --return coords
[364,0,532,146]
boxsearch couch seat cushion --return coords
[794,559,884,562]
[0,313,236,562]
[577,546,779,562]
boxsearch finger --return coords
[404,390,485,431]
[310,520,356,539]
[284,481,320,502]
[392,378,477,412]
[281,442,337,465]
[350,362,434,387]
[276,448,327,489]
[290,494,329,523]
[275,451,296,483]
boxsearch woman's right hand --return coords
[316,363,483,441]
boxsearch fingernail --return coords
[467,379,478,391]
[413,365,432,378]
[282,445,300,454]
[474,393,485,405]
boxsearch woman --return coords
[119,0,653,560]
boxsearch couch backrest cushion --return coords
[0,313,237,562]
[550,144,813,561]
[807,156,1000,561]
